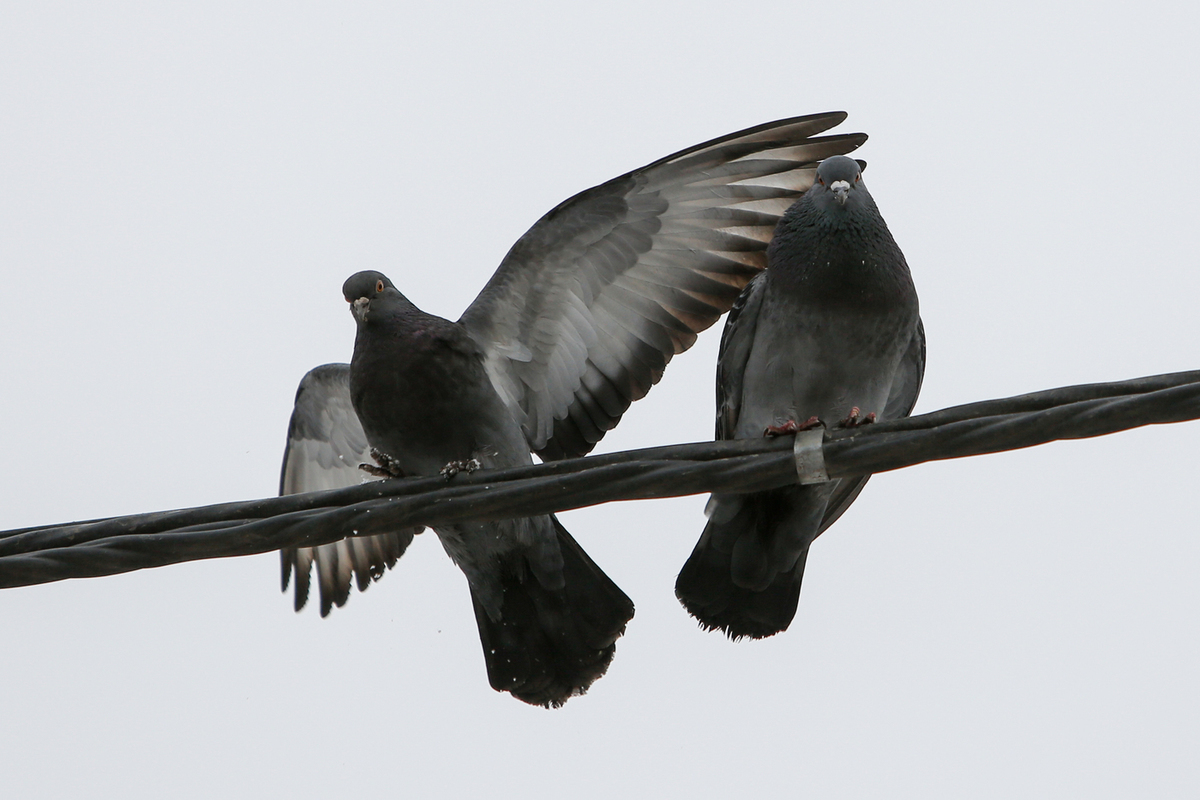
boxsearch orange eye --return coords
[816,176,824,185]
[375,280,385,293]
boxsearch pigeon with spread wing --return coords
[280,113,869,703]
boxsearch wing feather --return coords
[714,272,769,441]
[460,112,867,459]
[817,317,927,535]
[278,364,421,616]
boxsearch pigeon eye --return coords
[375,280,385,293]
[816,175,824,185]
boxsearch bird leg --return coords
[360,447,406,479]
[764,416,823,437]
[837,407,877,428]
[440,458,482,479]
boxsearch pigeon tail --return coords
[471,518,635,708]
[675,486,827,640]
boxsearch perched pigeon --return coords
[341,270,634,706]
[675,155,925,640]
[279,113,871,702]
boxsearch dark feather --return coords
[278,364,420,616]
[459,113,869,460]
[677,156,924,639]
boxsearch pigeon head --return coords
[343,270,401,324]
[813,156,866,209]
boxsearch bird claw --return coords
[837,407,877,428]
[360,447,405,479]
[440,458,481,479]
[764,416,823,437]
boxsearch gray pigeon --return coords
[675,155,925,640]
[342,270,634,707]
[279,113,872,702]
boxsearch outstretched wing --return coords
[459,112,867,460]
[278,363,421,616]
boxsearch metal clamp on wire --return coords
[793,427,830,484]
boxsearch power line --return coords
[2,369,1197,589]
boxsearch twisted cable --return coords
[2,369,1197,589]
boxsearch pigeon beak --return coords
[829,180,851,206]
[350,296,370,322]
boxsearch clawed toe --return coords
[440,458,482,479]
[837,407,877,428]
[359,447,405,479]
[764,416,822,437]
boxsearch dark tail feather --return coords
[675,532,807,640]
[472,519,634,708]
[676,486,824,640]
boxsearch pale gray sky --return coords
[3,2,1198,797]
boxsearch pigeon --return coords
[279,112,871,702]
[339,270,634,707]
[675,155,925,640]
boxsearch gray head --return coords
[343,270,401,324]
[813,156,866,208]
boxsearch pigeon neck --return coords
[355,294,443,344]
[766,207,915,310]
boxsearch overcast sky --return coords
[3,2,1199,797]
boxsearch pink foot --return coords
[837,407,877,428]
[764,416,822,437]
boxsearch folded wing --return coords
[814,318,926,534]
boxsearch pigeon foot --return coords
[440,458,482,479]
[360,447,406,479]
[764,416,823,437]
[837,407,877,428]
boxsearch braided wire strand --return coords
[1,370,1197,589]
